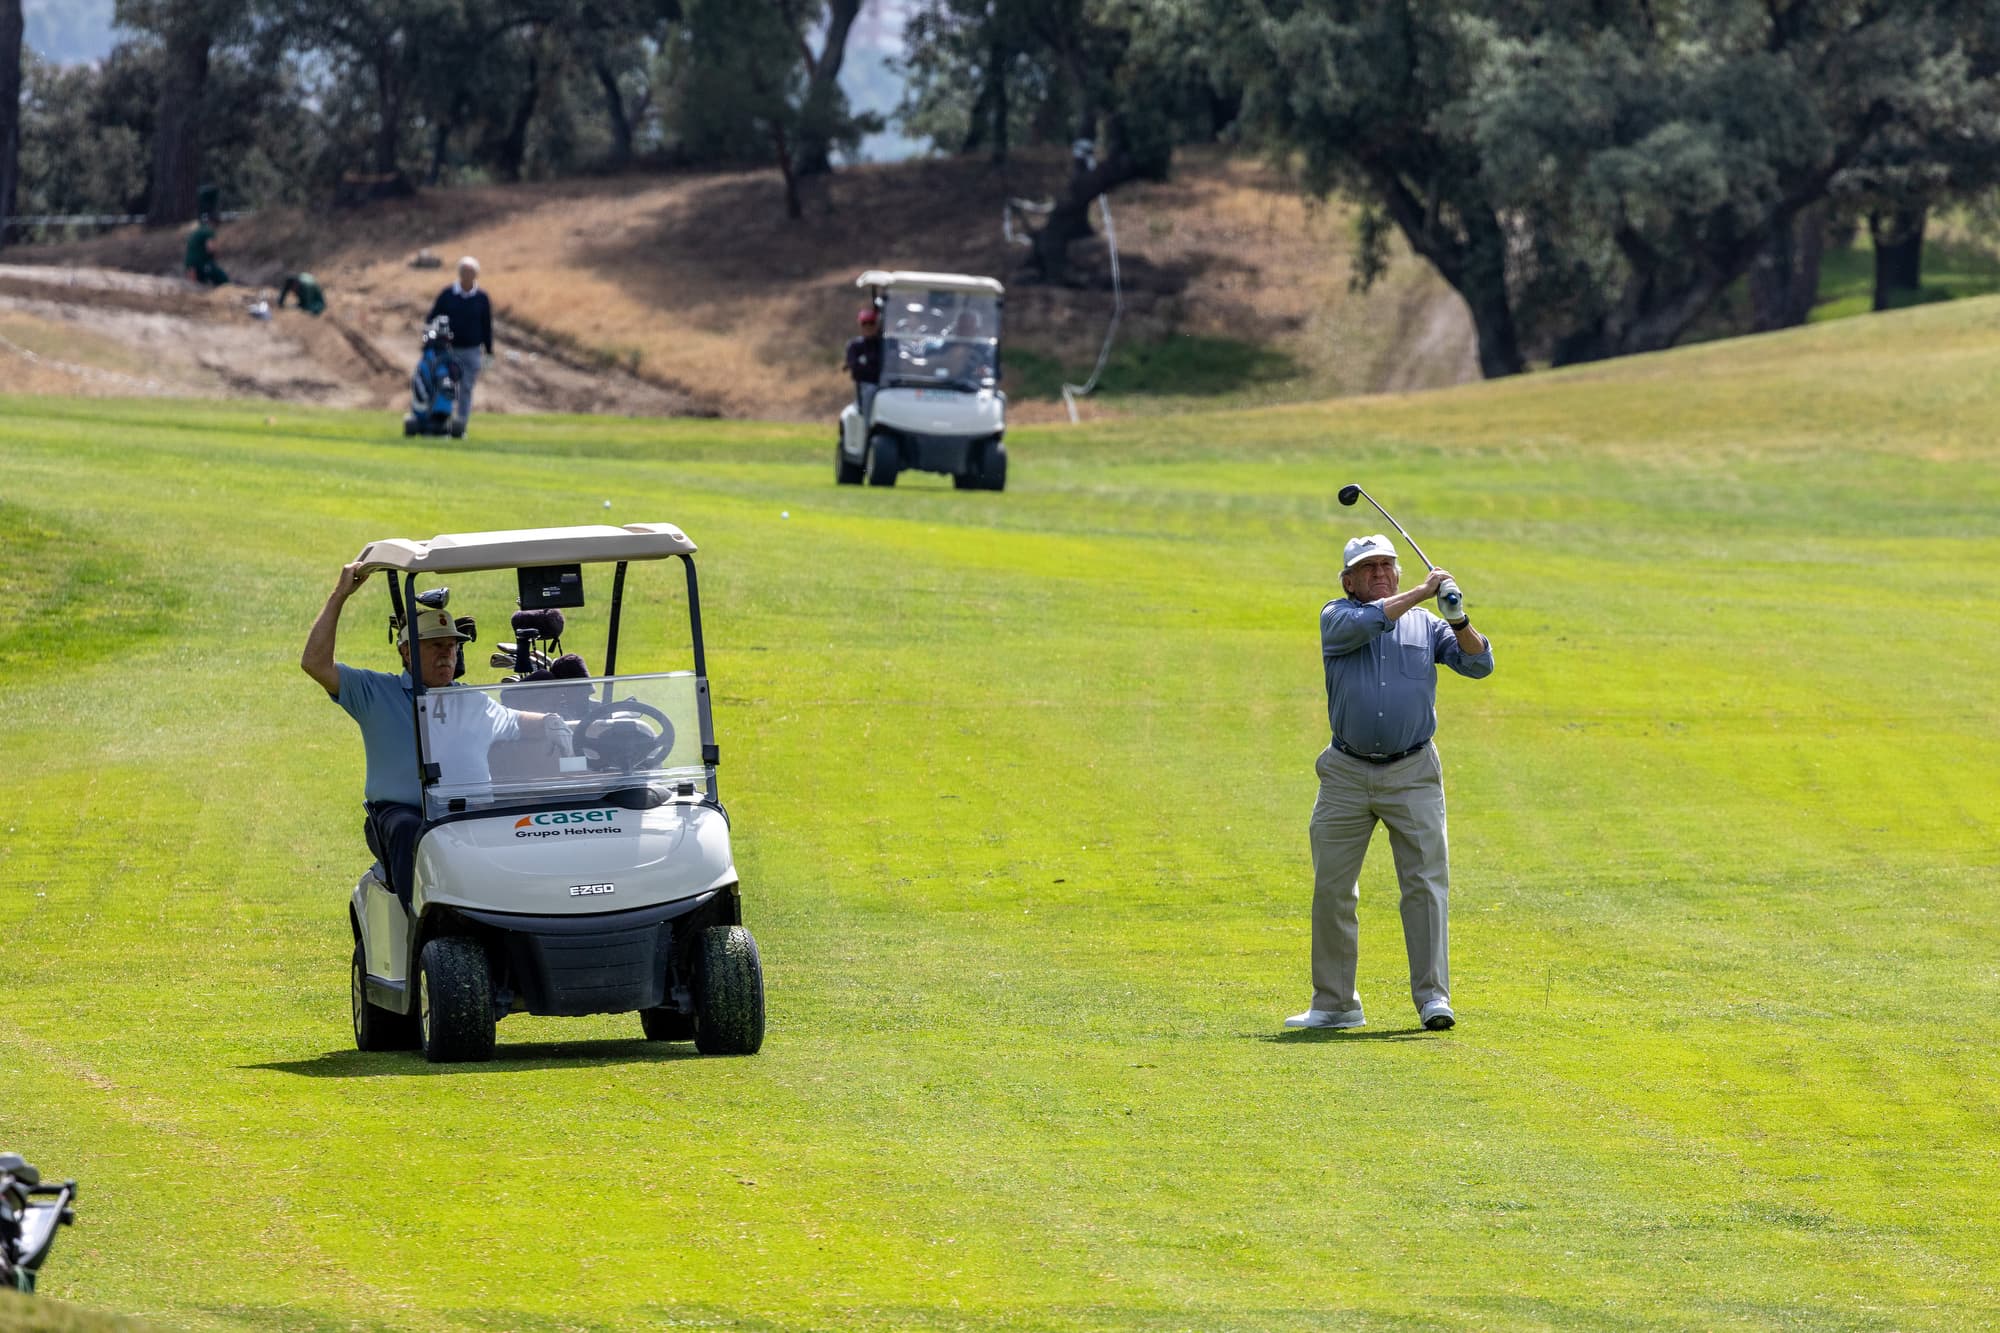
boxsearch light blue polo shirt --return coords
[1321,599,1494,755]
[332,665,424,806]
[333,665,526,806]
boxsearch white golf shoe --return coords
[1419,999,1456,1031]
[1284,1008,1366,1030]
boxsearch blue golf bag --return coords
[403,317,463,438]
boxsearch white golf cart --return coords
[838,269,1007,491]
[345,522,764,1063]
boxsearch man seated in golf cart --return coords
[843,304,883,421]
[300,562,571,903]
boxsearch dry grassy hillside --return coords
[4,150,1477,420]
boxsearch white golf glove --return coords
[543,713,575,755]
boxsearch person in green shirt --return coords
[277,272,326,315]
[184,217,229,286]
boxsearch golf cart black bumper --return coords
[893,431,994,474]
[451,889,735,1017]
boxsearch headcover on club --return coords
[512,607,566,643]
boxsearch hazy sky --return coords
[22,0,925,163]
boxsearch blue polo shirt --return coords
[1321,599,1494,755]
[333,665,425,806]
[334,665,527,806]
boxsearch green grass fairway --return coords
[4,298,2000,1332]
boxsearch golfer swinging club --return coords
[1286,533,1493,1032]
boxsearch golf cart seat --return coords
[487,736,566,783]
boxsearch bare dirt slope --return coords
[2,150,1475,420]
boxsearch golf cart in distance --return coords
[346,523,764,1063]
[838,269,1007,491]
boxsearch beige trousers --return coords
[1308,742,1451,1016]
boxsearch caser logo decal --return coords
[513,809,627,839]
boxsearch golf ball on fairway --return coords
[603,500,611,508]
[781,511,790,519]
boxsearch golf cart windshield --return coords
[417,671,708,819]
[882,289,1000,391]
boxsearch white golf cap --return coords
[458,255,480,272]
[1343,533,1398,569]
[400,607,470,645]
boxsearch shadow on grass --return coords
[243,1038,705,1078]
[1256,1027,1437,1044]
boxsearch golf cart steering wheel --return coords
[575,698,676,773]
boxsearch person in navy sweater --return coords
[426,256,494,435]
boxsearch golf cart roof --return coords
[355,523,696,575]
[856,269,1004,297]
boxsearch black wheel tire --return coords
[693,925,765,1056]
[866,434,899,487]
[417,936,496,1063]
[448,420,466,439]
[983,445,1008,492]
[640,1006,697,1041]
[836,440,865,485]
[352,941,420,1052]
[952,470,976,490]
[402,416,418,437]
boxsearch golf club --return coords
[1337,484,1465,623]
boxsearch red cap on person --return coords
[857,307,879,327]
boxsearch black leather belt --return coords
[1333,738,1428,765]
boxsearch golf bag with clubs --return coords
[0,1154,77,1295]
[403,317,463,438]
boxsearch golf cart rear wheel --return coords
[639,1006,696,1041]
[836,441,864,485]
[693,925,765,1056]
[351,942,419,1051]
[866,433,899,487]
[982,444,1007,492]
[417,936,496,1063]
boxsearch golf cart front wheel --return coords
[836,440,864,485]
[866,434,899,487]
[417,936,496,1063]
[693,925,765,1056]
[352,941,419,1052]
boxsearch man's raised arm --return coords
[302,563,369,697]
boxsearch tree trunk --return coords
[1027,146,1140,284]
[1748,201,1826,332]
[0,0,21,243]
[496,47,542,182]
[988,29,1007,167]
[426,116,451,186]
[794,0,864,177]
[1368,167,1524,378]
[771,120,801,220]
[595,56,633,169]
[1870,204,1926,310]
[374,47,405,177]
[147,16,210,226]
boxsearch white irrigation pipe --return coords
[1002,143,1124,424]
[1060,188,1121,424]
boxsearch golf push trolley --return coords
[0,1153,76,1295]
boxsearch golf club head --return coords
[1336,484,1361,506]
